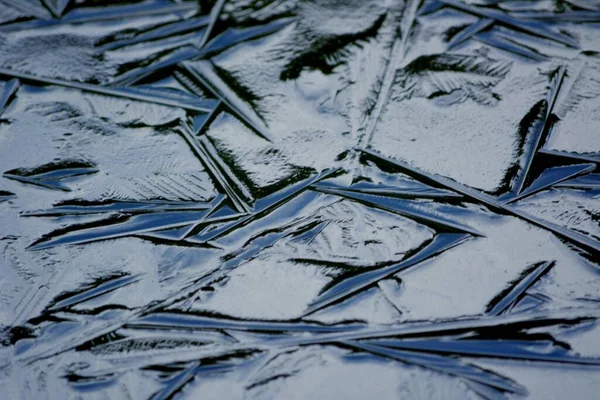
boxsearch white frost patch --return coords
[284,200,435,264]
[0,86,210,202]
[394,216,592,321]
[306,286,403,325]
[470,359,600,400]
[546,94,600,153]
[563,323,600,358]
[247,347,476,400]
[195,257,331,320]
[513,189,600,247]
[0,13,187,84]
[370,64,547,192]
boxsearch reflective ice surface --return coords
[1,1,600,399]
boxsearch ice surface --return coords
[1,1,600,399]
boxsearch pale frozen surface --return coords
[1,1,600,399]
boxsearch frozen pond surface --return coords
[1,0,600,399]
